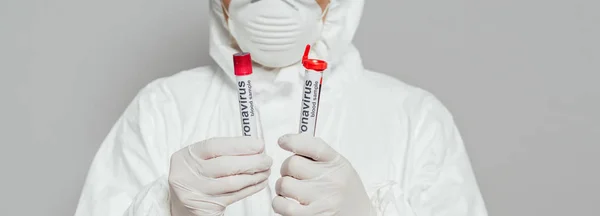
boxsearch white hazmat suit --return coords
[75,0,488,215]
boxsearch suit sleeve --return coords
[401,94,488,216]
[75,79,181,216]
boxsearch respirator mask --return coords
[224,0,329,68]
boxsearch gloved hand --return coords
[168,137,273,216]
[272,134,375,216]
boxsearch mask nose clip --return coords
[223,0,331,21]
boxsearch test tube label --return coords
[298,69,322,136]
[237,75,258,137]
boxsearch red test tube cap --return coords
[233,52,253,76]
[303,59,328,72]
[301,45,328,72]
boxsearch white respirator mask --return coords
[224,0,329,68]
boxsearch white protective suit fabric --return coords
[75,0,489,215]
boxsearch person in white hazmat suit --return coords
[75,0,488,215]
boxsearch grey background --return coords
[1,0,598,215]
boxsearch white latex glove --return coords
[272,134,375,216]
[168,137,273,216]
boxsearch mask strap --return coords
[225,2,329,21]
[320,1,331,20]
[221,2,231,19]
